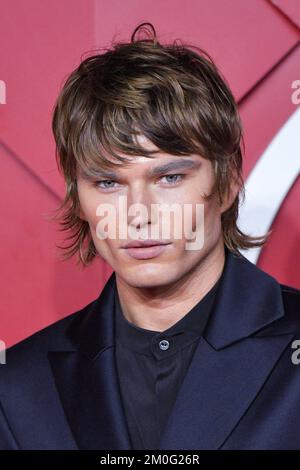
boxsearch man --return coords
[0,22,299,450]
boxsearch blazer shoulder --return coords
[3,298,97,362]
[275,282,300,333]
[280,283,300,313]
[251,281,300,340]
[280,283,300,294]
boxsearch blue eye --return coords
[94,180,117,189]
[161,174,184,185]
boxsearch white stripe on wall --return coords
[238,107,300,264]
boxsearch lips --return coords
[123,240,171,249]
[122,240,172,260]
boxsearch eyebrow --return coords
[80,159,201,180]
[149,159,201,176]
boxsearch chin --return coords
[117,264,181,289]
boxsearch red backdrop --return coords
[0,0,299,347]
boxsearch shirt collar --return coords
[114,261,225,360]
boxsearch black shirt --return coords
[114,269,224,450]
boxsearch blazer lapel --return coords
[158,333,293,449]
[158,249,294,449]
[48,272,132,450]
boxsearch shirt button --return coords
[159,339,170,351]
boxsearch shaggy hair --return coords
[51,22,270,267]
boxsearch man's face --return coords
[77,136,233,288]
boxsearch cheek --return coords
[202,199,222,242]
[78,187,106,233]
[186,195,221,244]
[77,191,112,251]
[77,184,96,220]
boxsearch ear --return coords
[78,206,88,221]
[220,175,240,214]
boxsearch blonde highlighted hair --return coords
[51,22,270,267]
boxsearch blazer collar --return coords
[204,247,285,349]
[66,271,116,360]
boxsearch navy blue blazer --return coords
[0,249,300,450]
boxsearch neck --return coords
[115,243,226,332]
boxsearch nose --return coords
[127,184,157,233]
